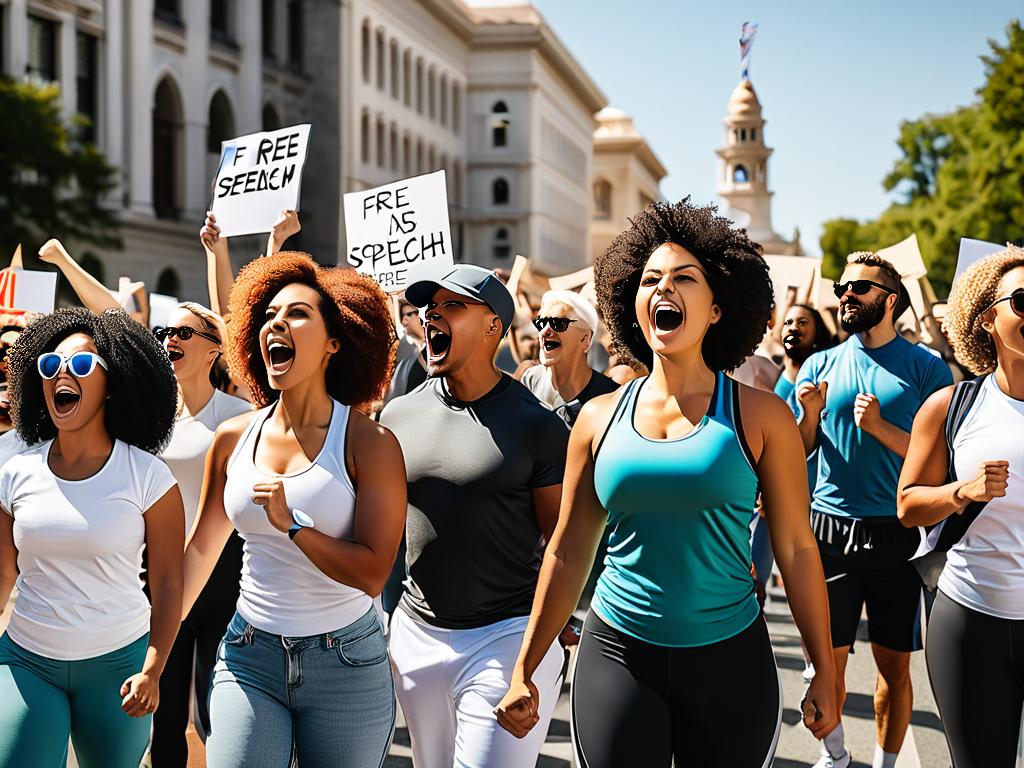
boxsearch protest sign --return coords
[548,266,594,292]
[344,171,453,294]
[954,238,1004,284]
[148,293,180,331]
[0,268,57,314]
[211,124,311,238]
[878,234,927,280]
[764,255,818,310]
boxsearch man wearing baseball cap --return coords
[380,265,568,768]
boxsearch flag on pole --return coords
[739,22,758,80]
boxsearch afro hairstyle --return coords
[8,307,177,453]
[227,252,396,408]
[595,198,775,371]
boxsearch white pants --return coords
[389,609,563,768]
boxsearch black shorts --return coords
[812,511,924,653]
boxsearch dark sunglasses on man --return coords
[532,316,578,333]
[832,279,896,300]
[153,325,220,344]
[986,287,1024,317]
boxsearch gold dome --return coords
[727,80,761,119]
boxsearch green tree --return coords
[0,77,120,265]
[820,20,1024,297]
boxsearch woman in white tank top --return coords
[150,302,250,767]
[898,246,1024,767]
[182,252,406,768]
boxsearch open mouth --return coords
[652,304,683,332]
[542,339,561,352]
[426,326,452,362]
[783,332,801,348]
[268,341,296,374]
[167,347,184,362]
[53,386,81,416]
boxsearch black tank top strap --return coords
[727,374,758,473]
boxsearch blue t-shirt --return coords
[796,334,952,519]
[774,374,817,494]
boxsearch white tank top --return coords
[940,375,1024,619]
[223,399,371,635]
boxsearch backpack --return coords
[910,375,988,592]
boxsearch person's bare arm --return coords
[201,213,234,316]
[531,483,562,543]
[38,239,121,313]
[853,393,911,458]
[252,412,406,597]
[898,387,1009,527]
[752,389,838,739]
[266,210,301,257]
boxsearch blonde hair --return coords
[178,301,226,349]
[945,245,1024,375]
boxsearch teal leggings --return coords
[0,632,151,768]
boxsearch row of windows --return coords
[360,20,462,134]
[731,126,758,143]
[593,180,656,221]
[25,15,100,143]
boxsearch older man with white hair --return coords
[520,290,618,427]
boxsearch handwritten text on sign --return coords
[344,171,453,293]
[211,124,311,238]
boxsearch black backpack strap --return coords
[934,376,988,551]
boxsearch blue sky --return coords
[529,0,1020,256]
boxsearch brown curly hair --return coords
[946,245,1024,375]
[227,252,396,407]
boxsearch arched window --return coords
[402,49,412,106]
[733,164,749,183]
[375,28,385,91]
[207,90,235,154]
[390,123,398,172]
[153,76,183,220]
[156,267,181,297]
[452,83,461,134]
[493,227,511,260]
[360,110,370,164]
[390,40,399,99]
[751,127,757,142]
[491,101,509,148]
[402,134,411,176]
[262,103,281,131]
[439,74,448,127]
[415,58,424,114]
[740,127,747,142]
[593,179,611,220]
[376,116,385,168]
[452,160,462,206]
[428,66,436,120]
[361,19,371,83]
[416,139,423,174]
[492,177,509,206]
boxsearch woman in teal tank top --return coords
[496,199,839,767]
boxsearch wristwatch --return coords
[287,509,315,539]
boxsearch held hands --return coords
[271,210,301,250]
[38,238,72,265]
[800,671,840,739]
[796,381,827,416]
[120,672,159,717]
[252,480,292,533]
[494,675,541,739]
[853,393,882,433]
[956,461,1010,508]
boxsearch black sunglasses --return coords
[532,316,578,333]
[154,325,220,344]
[832,279,896,299]
[986,288,1024,317]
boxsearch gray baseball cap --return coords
[404,265,515,338]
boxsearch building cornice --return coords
[421,0,478,42]
[595,136,667,180]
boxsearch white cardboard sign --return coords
[878,234,927,280]
[764,255,819,308]
[954,238,1004,285]
[0,268,57,314]
[344,171,453,294]
[148,293,180,330]
[211,124,311,237]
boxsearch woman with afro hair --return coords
[0,308,184,768]
[898,246,1024,767]
[182,252,406,768]
[496,199,838,766]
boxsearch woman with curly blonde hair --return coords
[898,245,1024,767]
[182,252,406,767]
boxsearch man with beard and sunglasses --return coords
[795,253,952,768]
[379,265,569,768]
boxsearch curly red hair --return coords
[228,252,396,407]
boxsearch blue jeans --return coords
[206,608,395,768]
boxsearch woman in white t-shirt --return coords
[150,302,250,767]
[0,308,183,768]
[899,246,1024,767]
[182,253,406,768]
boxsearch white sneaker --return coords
[811,753,851,768]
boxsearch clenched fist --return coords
[956,461,1010,507]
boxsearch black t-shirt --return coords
[380,375,569,629]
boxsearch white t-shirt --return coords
[161,389,251,534]
[0,440,178,659]
[0,430,31,470]
[941,375,1024,619]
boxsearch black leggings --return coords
[150,533,243,767]
[571,611,780,768]
[926,590,1024,768]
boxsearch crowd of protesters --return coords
[0,197,1018,768]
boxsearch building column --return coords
[182,0,209,220]
[238,0,262,133]
[103,0,125,203]
[5,0,28,77]
[127,0,155,216]
[57,9,76,120]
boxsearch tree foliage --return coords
[820,20,1024,297]
[0,77,120,264]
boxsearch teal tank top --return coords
[591,371,761,647]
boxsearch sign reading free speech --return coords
[210,124,311,237]
[343,171,453,294]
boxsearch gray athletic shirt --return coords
[380,375,569,629]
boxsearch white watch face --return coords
[292,509,315,528]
